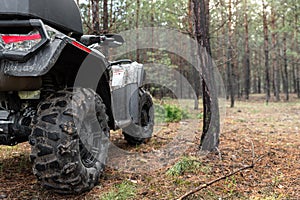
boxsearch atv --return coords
[0,0,154,194]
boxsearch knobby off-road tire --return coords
[29,88,110,194]
[123,90,154,145]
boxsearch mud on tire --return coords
[29,88,110,194]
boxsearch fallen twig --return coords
[177,153,268,200]
[177,164,253,200]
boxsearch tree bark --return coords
[297,66,300,98]
[136,0,140,62]
[282,16,289,101]
[262,0,270,103]
[292,65,297,93]
[193,0,220,152]
[91,0,100,34]
[189,0,200,110]
[243,0,251,99]
[271,7,280,101]
[101,0,109,56]
[88,0,91,34]
[258,49,262,94]
[227,0,235,107]
[252,50,258,94]
[295,5,300,98]
[110,0,113,29]
[227,46,234,107]
[103,0,109,34]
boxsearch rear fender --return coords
[52,42,115,130]
[2,38,66,77]
[1,27,115,129]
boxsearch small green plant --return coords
[155,103,189,123]
[166,157,201,176]
[272,174,283,187]
[224,176,237,196]
[164,104,189,122]
[100,181,136,200]
[197,112,204,119]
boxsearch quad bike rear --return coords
[0,0,154,194]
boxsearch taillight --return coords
[0,30,42,52]
[2,33,41,44]
[0,19,50,62]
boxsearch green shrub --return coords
[154,103,189,123]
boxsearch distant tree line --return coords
[77,0,299,105]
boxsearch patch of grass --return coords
[236,118,247,123]
[249,109,260,114]
[154,104,166,123]
[100,181,136,200]
[250,194,286,200]
[199,165,212,174]
[173,178,191,186]
[203,189,219,199]
[17,154,31,173]
[166,157,201,176]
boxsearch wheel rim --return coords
[79,116,102,168]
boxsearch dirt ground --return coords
[0,94,299,199]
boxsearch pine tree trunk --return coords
[292,65,297,93]
[103,0,109,34]
[252,50,258,93]
[102,0,109,56]
[258,49,262,94]
[243,0,251,99]
[296,7,300,98]
[193,0,220,152]
[189,0,200,110]
[297,66,300,98]
[233,16,240,99]
[271,8,280,101]
[110,0,113,28]
[227,0,234,107]
[262,0,270,103]
[227,45,234,107]
[91,0,100,34]
[282,16,289,101]
[88,0,91,34]
[136,0,140,62]
[295,5,300,98]
[291,21,297,94]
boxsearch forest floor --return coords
[0,94,299,200]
